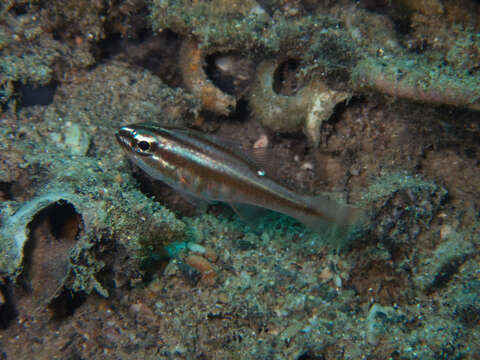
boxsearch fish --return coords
[115,123,360,234]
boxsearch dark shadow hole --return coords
[19,82,58,106]
[47,201,83,239]
[297,350,325,360]
[360,0,390,12]
[96,32,127,59]
[94,266,117,292]
[392,16,412,37]
[11,4,28,16]
[0,181,14,201]
[327,95,359,124]
[140,31,182,67]
[455,303,480,328]
[464,146,477,159]
[273,59,301,95]
[205,53,234,95]
[229,98,250,121]
[0,282,17,329]
[429,260,462,292]
[48,289,86,321]
[140,257,169,282]
[204,52,249,96]
[51,30,66,41]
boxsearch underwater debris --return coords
[148,0,271,50]
[0,192,83,278]
[250,59,350,147]
[0,190,111,298]
[20,199,82,312]
[18,82,57,106]
[1,1,479,357]
[40,61,200,156]
[0,192,88,318]
[179,38,237,115]
[60,123,91,156]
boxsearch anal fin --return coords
[175,187,213,213]
[229,202,271,229]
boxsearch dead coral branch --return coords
[352,58,480,111]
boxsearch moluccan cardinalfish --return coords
[116,123,360,233]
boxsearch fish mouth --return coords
[115,126,134,151]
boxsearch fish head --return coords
[116,123,177,176]
[116,124,158,157]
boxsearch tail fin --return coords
[294,194,365,247]
[304,194,362,226]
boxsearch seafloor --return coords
[0,0,479,359]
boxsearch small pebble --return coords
[187,242,206,254]
[300,162,314,171]
[184,254,216,285]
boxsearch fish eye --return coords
[137,140,150,151]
